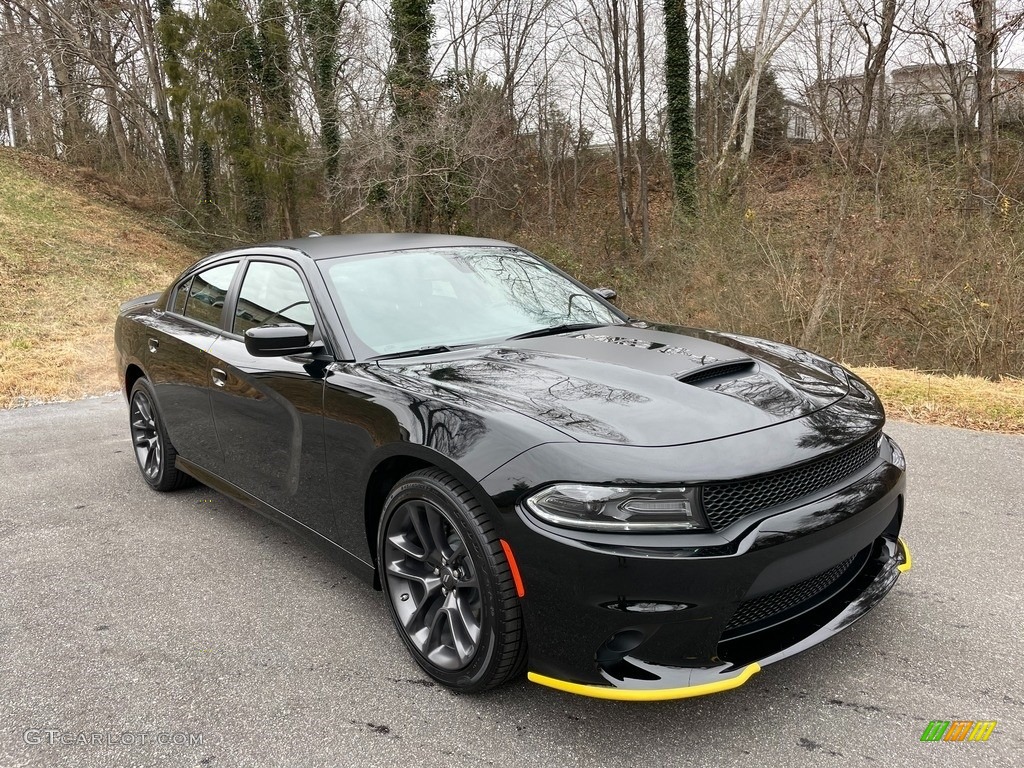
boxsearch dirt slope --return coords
[0,149,198,407]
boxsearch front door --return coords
[207,260,335,538]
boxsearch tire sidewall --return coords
[129,378,171,491]
[378,475,503,691]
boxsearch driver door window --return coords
[233,262,316,336]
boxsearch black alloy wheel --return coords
[379,468,526,691]
[128,378,190,491]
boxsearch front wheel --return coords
[378,469,526,692]
[128,378,191,491]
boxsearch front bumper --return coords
[526,535,910,701]
[484,435,909,700]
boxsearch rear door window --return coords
[182,262,238,328]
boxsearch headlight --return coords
[524,484,707,532]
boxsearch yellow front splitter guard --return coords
[527,662,761,702]
[897,537,912,573]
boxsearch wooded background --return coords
[1,0,1022,378]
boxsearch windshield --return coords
[320,247,623,356]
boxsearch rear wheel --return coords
[378,468,526,691]
[128,378,191,491]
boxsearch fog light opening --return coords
[596,629,645,664]
[594,629,660,681]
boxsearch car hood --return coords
[378,324,857,446]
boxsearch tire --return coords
[128,378,191,492]
[378,468,527,692]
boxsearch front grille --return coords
[724,554,857,632]
[700,434,880,531]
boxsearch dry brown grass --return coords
[853,366,1024,434]
[0,149,198,407]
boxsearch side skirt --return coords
[175,456,378,587]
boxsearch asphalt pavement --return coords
[0,394,1021,768]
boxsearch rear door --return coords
[149,261,239,473]
[207,258,336,538]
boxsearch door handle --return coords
[148,337,160,353]
[211,368,227,387]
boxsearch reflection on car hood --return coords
[380,323,860,446]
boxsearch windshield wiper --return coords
[370,344,457,361]
[506,322,609,341]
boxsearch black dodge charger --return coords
[115,234,910,700]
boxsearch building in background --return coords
[889,63,973,132]
[794,63,1024,143]
[783,99,818,142]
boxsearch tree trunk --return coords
[36,1,84,158]
[298,0,345,206]
[96,14,129,166]
[609,0,631,247]
[738,0,772,168]
[800,185,851,349]
[664,0,695,213]
[146,0,184,199]
[972,0,996,200]
[637,0,649,258]
[849,0,896,167]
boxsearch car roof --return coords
[253,233,518,260]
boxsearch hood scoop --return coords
[677,359,756,385]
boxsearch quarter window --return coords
[233,262,316,336]
[170,276,191,315]
[182,262,238,328]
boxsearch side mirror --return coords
[244,324,320,357]
[594,287,617,302]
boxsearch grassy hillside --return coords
[0,148,1020,432]
[0,149,198,407]
[851,366,1023,434]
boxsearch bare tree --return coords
[695,0,741,164]
[435,0,491,78]
[840,0,900,166]
[898,0,975,153]
[945,0,1024,201]
[712,0,815,192]
[971,0,997,193]
[488,0,551,126]
[569,0,642,246]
